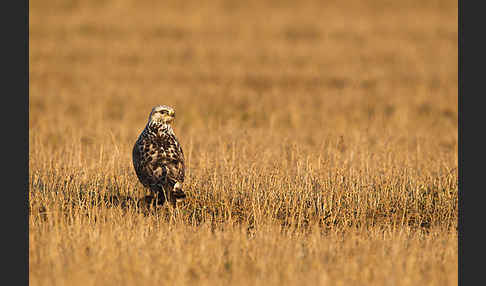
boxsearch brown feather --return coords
[132,106,185,207]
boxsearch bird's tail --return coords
[172,182,186,202]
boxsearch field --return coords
[29,0,458,285]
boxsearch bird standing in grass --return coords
[132,105,186,207]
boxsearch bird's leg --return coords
[149,186,166,206]
[163,186,177,208]
[155,192,165,206]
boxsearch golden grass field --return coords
[29,0,458,285]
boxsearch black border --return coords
[7,0,28,284]
[24,0,29,284]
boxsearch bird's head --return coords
[148,105,176,125]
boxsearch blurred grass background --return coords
[29,0,457,285]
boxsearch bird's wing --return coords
[132,137,154,187]
[157,137,185,185]
[133,134,185,189]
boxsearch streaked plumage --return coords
[132,105,186,207]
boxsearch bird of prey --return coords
[132,105,186,207]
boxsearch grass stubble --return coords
[29,0,458,285]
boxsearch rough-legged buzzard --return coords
[132,105,186,207]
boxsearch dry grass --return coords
[29,0,458,285]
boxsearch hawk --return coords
[132,105,186,207]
